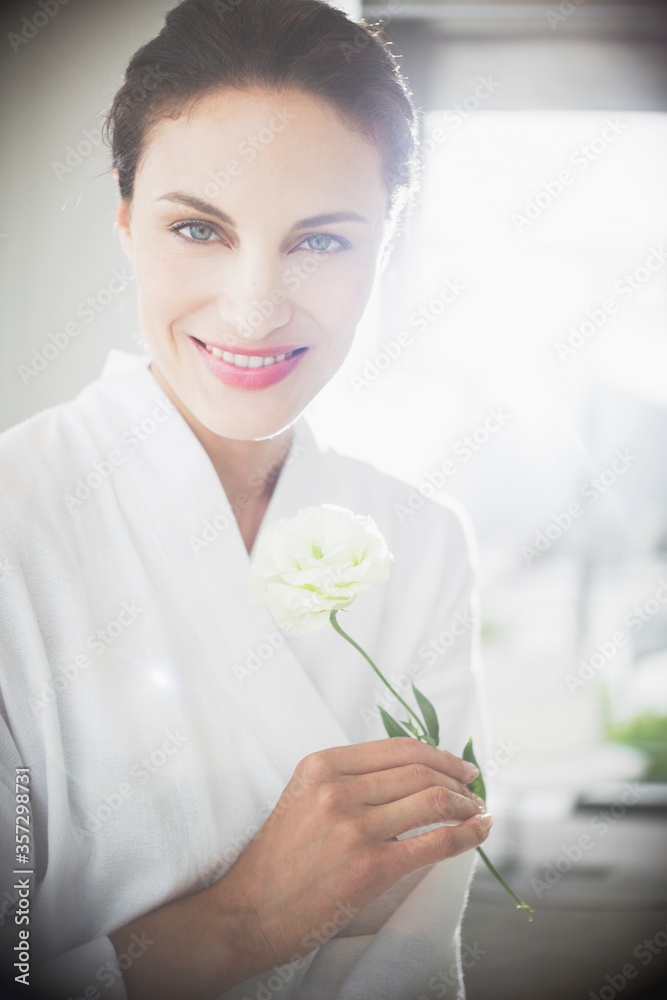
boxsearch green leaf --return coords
[403,719,420,736]
[411,683,440,746]
[462,737,487,802]
[379,706,413,739]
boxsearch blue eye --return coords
[188,224,215,241]
[167,221,350,254]
[298,233,350,253]
[306,234,334,251]
[169,220,220,243]
[184,223,214,241]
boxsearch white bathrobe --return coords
[0,350,486,1000]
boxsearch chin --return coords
[194,401,300,442]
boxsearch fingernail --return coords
[478,813,493,830]
[472,793,486,810]
[462,762,479,782]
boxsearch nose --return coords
[215,247,292,341]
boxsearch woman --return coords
[0,1,491,998]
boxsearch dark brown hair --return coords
[102,0,420,223]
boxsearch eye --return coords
[168,220,222,244]
[295,233,350,254]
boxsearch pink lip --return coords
[190,337,308,390]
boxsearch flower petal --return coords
[247,504,394,634]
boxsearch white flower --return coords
[247,504,394,635]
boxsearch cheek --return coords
[291,257,377,330]
[134,244,206,322]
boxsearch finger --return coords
[327,737,479,786]
[391,812,493,868]
[369,785,483,842]
[356,763,481,808]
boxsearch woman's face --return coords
[115,87,390,440]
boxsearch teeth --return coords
[203,343,297,368]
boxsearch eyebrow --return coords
[157,192,369,231]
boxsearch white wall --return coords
[0,0,170,432]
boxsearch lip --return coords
[190,336,308,390]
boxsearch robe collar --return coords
[98,349,351,777]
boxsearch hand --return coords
[217,736,492,971]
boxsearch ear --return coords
[113,167,135,263]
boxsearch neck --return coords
[149,361,294,515]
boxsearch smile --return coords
[202,344,300,368]
[190,337,308,390]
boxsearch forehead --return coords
[134,86,388,218]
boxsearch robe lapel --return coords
[113,359,352,785]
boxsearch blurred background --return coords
[1,0,666,997]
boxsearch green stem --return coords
[329,611,428,739]
[475,846,533,921]
[329,613,532,921]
